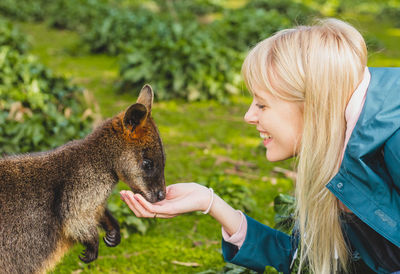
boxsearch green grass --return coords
[12,7,400,273]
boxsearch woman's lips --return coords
[259,132,272,146]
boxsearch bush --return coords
[82,8,155,55]
[210,0,319,52]
[245,0,318,24]
[0,0,46,22]
[0,46,93,155]
[211,8,291,52]
[379,3,400,27]
[154,0,224,16]
[273,193,295,234]
[46,0,111,31]
[0,19,29,53]
[118,16,242,102]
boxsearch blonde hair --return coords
[242,18,367,273]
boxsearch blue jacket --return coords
[222,67,400,274]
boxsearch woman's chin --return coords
[266,151,280,162]
[266,150,292,162]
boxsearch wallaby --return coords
[0,85,166,274]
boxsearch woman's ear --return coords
[123,103,148,132]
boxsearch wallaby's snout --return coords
[156,189,166,201]
[149,182,166,203]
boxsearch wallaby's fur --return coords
[0,85,166,274]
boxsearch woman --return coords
[120,18,400,273]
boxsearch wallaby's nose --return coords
[157,190,165,201]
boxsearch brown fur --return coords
[0,85,165,274]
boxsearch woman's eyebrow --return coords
[254,94,269,104]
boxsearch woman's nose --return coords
[244,104,258,125]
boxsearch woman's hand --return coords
[120,183,212,218]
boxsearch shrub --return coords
[118,16,242,102]
[82,8,155,55]
[46,0,111,31]
[0,19,29,53]
[245,0,318,24]
[211,8,291,52]
[0,0,46,22]
[0,46,93,155]
[210,0,319,52]
[154,0,224,16]
[273,193,295,234]
[379,3,400,27]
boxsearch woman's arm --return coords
[120,183,243,236]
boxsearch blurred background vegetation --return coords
[0,0,399,273]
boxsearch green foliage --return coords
[211,8,290,52]
[82,8,155,55]
[0,41,93,154]
[197,262,257,274]
[0,0,320,102]
[118,18,242,102]
[200,173,256,214]
[0,0,46,22]
[273,193,295,234]
[210,0,318,52]
[364,33,385,52]
[154,0,224,16]
[245,0,317,25]
[273,194,311,273]
[379,2,400,27]
[46,0,111,31]
[0,19,29,53]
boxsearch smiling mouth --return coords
[259,132,272,139]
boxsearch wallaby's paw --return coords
[103,230,121,247]
[79,248,98,263]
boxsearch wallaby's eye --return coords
[142,159,154,171]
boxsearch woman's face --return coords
[244,88,304,162]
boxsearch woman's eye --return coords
[256,104,266,110]
[143,159,154,170]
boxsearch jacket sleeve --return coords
[384,128,400,191]
[221,214,298,274]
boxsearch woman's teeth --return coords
[260,133,272,139]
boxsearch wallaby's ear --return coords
[123,103,148,132]
[136,84,153,113]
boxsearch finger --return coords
[126,193,179,218]
[129,194,156,218]
[134,194,157,213]
[165,184,176,199]
[122,192,175,218]
[135,193,178,215]
[125,192,156,218]
[122,192,142,217]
